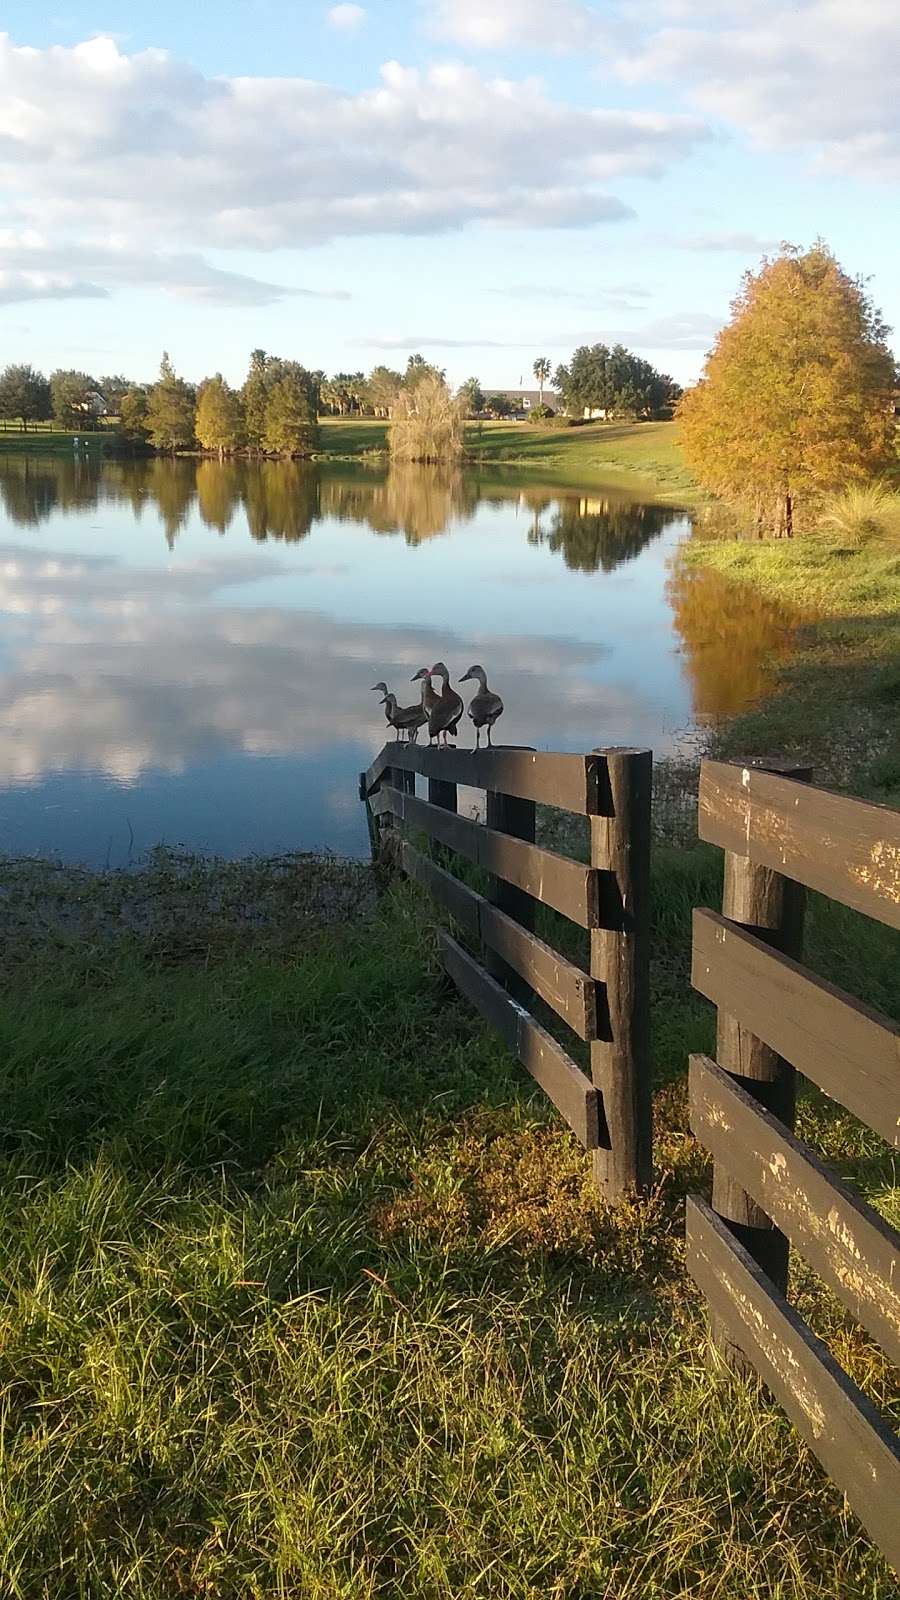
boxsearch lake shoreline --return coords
[682,534,900,797]
[1,418,703,504]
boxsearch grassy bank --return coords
[680,534,900,794]
[0,428,110,455]
[0,844,897,1597]
[317,417,698,500]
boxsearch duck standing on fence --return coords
[460,665,504,747]
[410,666,440,723]
[371,682,394,733]
[382,689,428,743]
[426,661,463,748]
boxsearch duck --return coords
[427,661,464,748]
[371,681,394,733]
[380,689,428,744]
[411,666,440,723]
[460,664,504,747]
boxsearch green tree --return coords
[242,351,319,446]
[262,374,320,456]
[457,377,485,416]
[403,353,445,390]
[533,356,552,405]
[50,370,96,427]
[145,354,196,452]
[242,349,271,449]
[119,387,150,445]
[366,365,403,418]
[98,374,133,413]
[679,243,898,537]
[195,374,243,457]
[554,344,674,419]
[0,364,51,431]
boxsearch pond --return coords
[0,453,799,865]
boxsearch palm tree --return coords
[533,356,552,406]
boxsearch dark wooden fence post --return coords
[589,747,653,1201]
[427,771,457,866]
[710,757,811,1360]
[486,782,536,1006]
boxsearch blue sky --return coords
[2,0,898,389]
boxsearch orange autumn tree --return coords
[678,244,897,537]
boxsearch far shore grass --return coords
[319,416,699,500]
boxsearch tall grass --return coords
[816,483,900,546]
[0,850,897,1595]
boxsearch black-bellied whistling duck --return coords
[428,661,463,748]
[411,667,440,722]
[371,681,394,733]
[459,665,504,747]
[380,693,427,743]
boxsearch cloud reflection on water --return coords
[0,454,698,859]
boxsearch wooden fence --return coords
[360,740,653,1200]
[687,758,900,1574]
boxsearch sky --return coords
[1,0,898,389]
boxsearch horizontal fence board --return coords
[364,742,607,815]
[438,930,602,1149]
[699,761,900,929]
[687,1196,900,1576]
[375,786,598,927]
[692,908,900,1148]
[690,1056,900,1368]
[401,843,597,1038]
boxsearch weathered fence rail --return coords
[688,758,900,1574]
[360,740,653,1199]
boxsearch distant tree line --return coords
[0,341,681,453]
[553,346,681,420]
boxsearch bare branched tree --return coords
[388,373,465,464]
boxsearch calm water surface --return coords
[0,454,797,865]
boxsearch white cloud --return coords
[669,232,779,254]
[0,234,352,307]
[328,3,367,29]
[0,33,708,297]
[430,1,900,178]
[617,0,900,178]
[0,537,639,786]
[367,310,721,353]
[430,0,599,50]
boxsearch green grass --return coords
[316,418,698,500]
[0,428,110,455]
[0,845,897,1597]
[679,535,900,793]
[464,419,698,499]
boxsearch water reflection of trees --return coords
[668,550,805,720]
[0,455,677,574]
[320,467,479,545]
[534,496,678,573]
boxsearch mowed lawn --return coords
[0,846,897,1598]
[317,416,698,499]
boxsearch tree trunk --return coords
[785,492,794,538]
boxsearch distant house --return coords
[483,388,559,419]
[75,391,109,417]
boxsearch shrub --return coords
[389,374,464,463]
[526,403,556,424]
[816,483,900,546]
